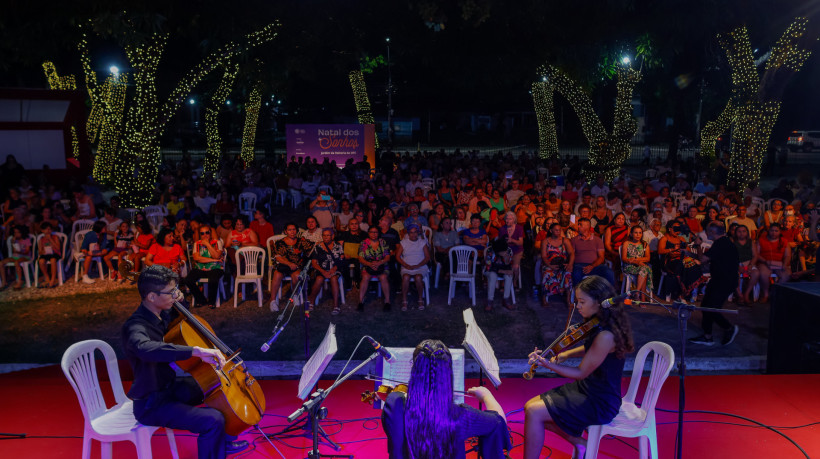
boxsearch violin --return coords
[361,383,408,404]
[119,259,266,436]
[523,316,600,380]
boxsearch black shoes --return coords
[688,335,715,346]
[226,440,249,454]
[383,302,391,312]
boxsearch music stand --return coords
[274,324,350,458]
[462,308,502,410]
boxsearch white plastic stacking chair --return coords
[61,339,179,459]
[73,230,105,282]
[34,232,68,287]
[584,341,675,459]
[67,219,96,274]
[314,275,347,306]
[143,205,168,216]
[233,246,265,307]
[238,192,257,220]
[447,245,478,306]
[5,234,36,287]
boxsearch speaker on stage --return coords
[767,282,820,374]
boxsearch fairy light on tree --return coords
[538,63,641,181]
[42,61,76,90]
[77,20,279,207]
[700,18,816,184]
[203,64,238,178]
[240,84,262,167]
[532,80,558,159]
[349,70,379,148]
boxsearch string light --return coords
[70,126,80,159]
[77,20,279,207]
[42,61,76,90]
[349,70,379,148]
[204,64,238,178]
[240,85,261,167]
[538,63,641,181]
[532,80,558,159]
[702,18,814,185]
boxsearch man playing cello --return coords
[121,265,249,458]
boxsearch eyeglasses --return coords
[155,286,179,296]
[200,231,210,235]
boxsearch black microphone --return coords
[366,336,395,362]
[601,291,631,309]
[260,325,284,352]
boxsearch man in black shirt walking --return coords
[689,223,740,346]
[122,265,248,458]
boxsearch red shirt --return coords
[148,243,184,266]
[251,220,275,247]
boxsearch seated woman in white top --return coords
[394,224,431,312]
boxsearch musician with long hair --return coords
[381,339,511,459]
[523,276,634,459]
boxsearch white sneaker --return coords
[270,299,279,312]
[82,275,96,284]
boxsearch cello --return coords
[121,260,266,436]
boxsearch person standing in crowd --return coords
[381,339,510,459]
[689,223,740,346]
[523,276,634,459]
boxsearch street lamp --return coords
[109,65,119,75]
[621,56,631,65]
[386,37,393,150]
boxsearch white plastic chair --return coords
[447,245,478,306]
[585,341,675,459]
[266,235,285,291]
[34,232,68,287]
[73,230,105,282]
[143,205,168,216]
[233,246,265,307]
[238,192,257,220]
[314,275,347,306]
[67,219,96,273]
[5,234,35,287]
[61,339,179,459]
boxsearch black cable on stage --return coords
[656,407,810,459]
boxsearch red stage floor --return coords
[1,365,818,458]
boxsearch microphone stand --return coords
[629,290,738,459]
[285,353,380,459]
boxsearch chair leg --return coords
[470,280,475,306]
[257,280,263,307]
[233,281,239,308]
[133,427,153,459]
[100,440,114,459]
[448,280,454,305]
[166,428,180,459]
[81,433,92,459]
[584,425,603,459]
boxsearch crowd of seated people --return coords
[0,151,818,319]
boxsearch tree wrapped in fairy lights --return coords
[532,80,558,159]
[538,63,641,180]
[78,21,278,207]
[701,18,816,185]
[203,64,239,179]
[349,70,379,149]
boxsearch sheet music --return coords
[376,347,465,406]
[298,323,338,400]
[462,308,502,388]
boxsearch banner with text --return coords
[286,124,375,169]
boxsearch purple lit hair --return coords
[404,339,458,459]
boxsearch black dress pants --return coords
[700,277,735,335]
[133,377,230,459]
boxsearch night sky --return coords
[2,0,819,144]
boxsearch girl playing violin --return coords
[381,339,511,459]
[523,275,634,459]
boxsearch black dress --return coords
[540,326,624,438]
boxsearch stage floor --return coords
[2,365,818,458]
